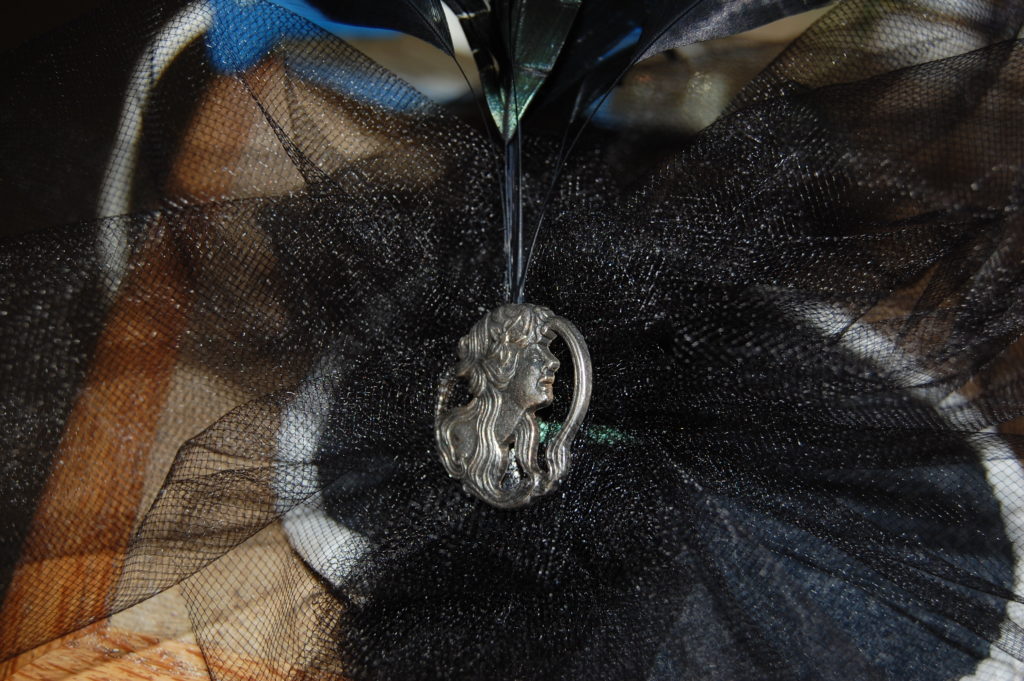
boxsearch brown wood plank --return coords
[0,224,192,658]
[0,67,275,660]
[3,625,209,681]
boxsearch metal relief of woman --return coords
[436,303,592,509]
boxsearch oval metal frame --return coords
[435,311,592,508]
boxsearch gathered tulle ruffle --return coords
[3,1,1024,679]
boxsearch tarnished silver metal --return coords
[436,303,592,509]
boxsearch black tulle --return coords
[3,1,1024,680]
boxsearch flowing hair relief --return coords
[437,304,555,506]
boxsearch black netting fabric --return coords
[3,1,1024,679]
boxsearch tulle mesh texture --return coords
[3,0,1024,680]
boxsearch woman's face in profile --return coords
[507,336,560,411]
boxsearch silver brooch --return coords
[435,303,592,509]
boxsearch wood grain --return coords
[0,221,193,658]
[3,625,209,681]
[0,66,283,660]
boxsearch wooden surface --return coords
[0,63,315,680]
[2,625,208,681]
